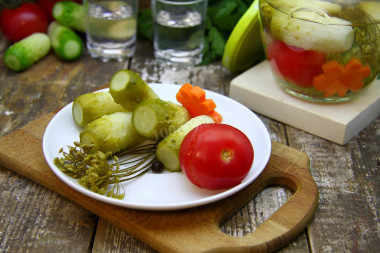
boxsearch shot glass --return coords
[151,0,208,65]
[84,0,138,62]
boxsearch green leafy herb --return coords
[137,8,153,41]
[207,0,249,32]
[201,0,252,65]
[54,141,158,199]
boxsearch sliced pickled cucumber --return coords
[109,70,158,111]
[72,91,129,128]
[271,10,354,52]
[132,98,190,140]
[80,112,145,154]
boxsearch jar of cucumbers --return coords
[259,0,380,103]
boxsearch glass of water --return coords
[84,0,138,62]
[151,0,208,65]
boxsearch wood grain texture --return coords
[0,53,130,137]
[286,118,380,252]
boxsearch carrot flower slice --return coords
[312,58,371,97]
[176,83,223,123]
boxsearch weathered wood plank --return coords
[92,219,157,253]
[0,53,128,137]
[0,168,98,252]
[286,117,380,252]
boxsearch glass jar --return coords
[259,0,380,103]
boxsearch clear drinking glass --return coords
[151,0,208,65]
[259,0,380,103]
[84,0,138,62]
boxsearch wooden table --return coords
[0,39,379,252]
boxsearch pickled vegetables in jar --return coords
[259,0,380,102]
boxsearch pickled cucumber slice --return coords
[156,115,214,172]
[72,91,129,128]
[132,98,190,140]
[80,112,145,154]
[271,10,354,52]
[109,70,158,111]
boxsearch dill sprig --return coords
[54,141,158,199]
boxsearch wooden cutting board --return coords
[0,112,318,253]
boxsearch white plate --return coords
[43,83,271,211]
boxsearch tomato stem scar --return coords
[221,149,233,163]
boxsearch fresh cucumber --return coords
[48,21,84,61]
[132,98,190,140]
[271,10,354,53]
[3,33,51,72]
[80,112,145,154]
[109,70,158,111]
[52,1,85,32]
[156,115,214,172]
[72,91,129,128]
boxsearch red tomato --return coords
[179,124,254,190]
[267,38,326,88]
[0,2,49,42]
[36,0,82,21]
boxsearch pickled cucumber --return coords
[72,91,129,128]
[109,70,158,111]
[270,10,354,52]
[132,98,190,140]
[156,115,214,172]
[80,112,145,154]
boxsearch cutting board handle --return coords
[191,142,319,252]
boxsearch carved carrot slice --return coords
[176,83,223,123]
[312,58,371,97]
